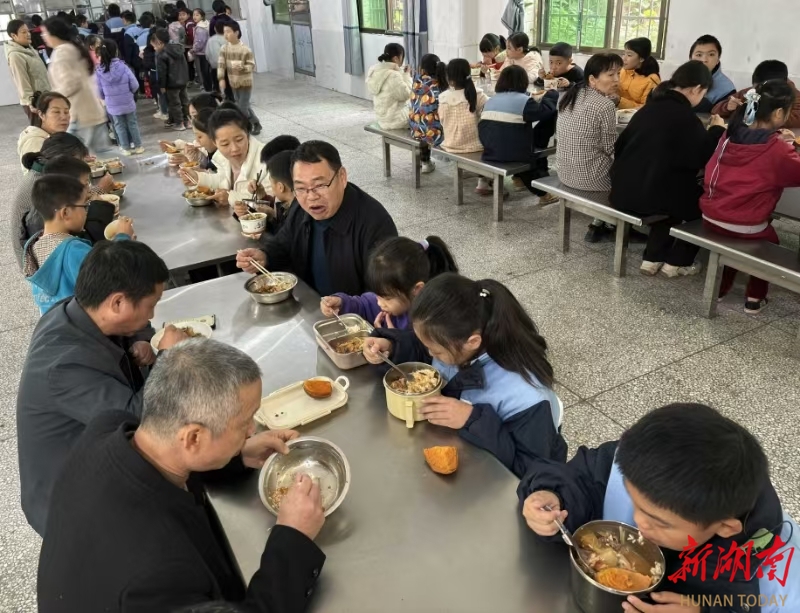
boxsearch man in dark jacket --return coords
[236,140,398,296]
[16,241,187,535]
[152,27,190,130]
[38,339,326,612]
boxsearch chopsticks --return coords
[248,258,280,284]
[242,170,264,213]
[182,169,198,186]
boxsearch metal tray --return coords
[314,314,373,370]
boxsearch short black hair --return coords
[107,3,121,17]
[190,92,222,113]
[223,21,240,38]
[213,20,226,35]
[32,174,86,221]
[212,0,226,14]
[291,140,342,174]
[267,150,294,190]
[173,602,247,613]
[75,13,88,25]
[139,13,154,28]
[121,10,136,23]
[495,64,529,94]
[207,106,249,139]
[7,19,26,36]
[617,403,768,528]
[178,6,190,16]
[261,134,300,164]
[690,34,722,57]
[549,42,573,59]
[31,14,42,27]
[75,242,170,310]
[752,60,789,85]
[42,155,91,178]
[153,27,170,45]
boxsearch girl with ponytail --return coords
[700,78,800,313]
[44,17,110,153]
[320,235,458,330]
[363,273,565,477]
[473,33,507,70]
[409,53,448,174]
[618,37,661,109]
[366,43,412,130]
[499,32,543,84]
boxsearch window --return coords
[358,0,404,34]
[271,0,290,25]
[525,0,669,57]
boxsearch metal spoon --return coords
[544,505,595,575]
[371,348,413,383]
[332,311,358,335]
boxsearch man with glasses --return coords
[236,140,397,295]
[17,241,189,535]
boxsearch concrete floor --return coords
[1,73,799,611]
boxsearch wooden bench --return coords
[364,123,423,188]
[670,220,800,323]
[531,175,666,277]
[436,147,556,222]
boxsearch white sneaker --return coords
[661,262,703,278]
[475,178,492,196]
[153,112,168,120]
[640,260,664,276]
[420,160,436,174]
[132,146,145,155]
[120,148,132,156]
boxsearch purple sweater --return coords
[334,292,411,329]
[95,58,138,116]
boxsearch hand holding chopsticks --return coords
[248,258,280,284]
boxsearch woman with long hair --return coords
[43,17,110,153]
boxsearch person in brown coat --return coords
[712,59,800,128]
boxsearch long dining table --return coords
[152,272,581,613]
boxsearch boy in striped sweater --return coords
[218,22,262,135]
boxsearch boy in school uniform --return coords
[152,27,191,130]
[712,60,800,128]
[23,174,132,315]
[536,42,584,89]
[520,403,799,613]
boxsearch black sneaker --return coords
[585,222,611,243]
[744,298,768,314]
[252,124,262,136]
[164,121,175,128]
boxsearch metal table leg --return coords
[559,200,571,254]
[613,222,629,277]
[412,148,421,189]
[493,174,503,222]
[382,139,391,178]
[455,166,464,205]
[702,251,723,318]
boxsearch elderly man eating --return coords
[17,241,188,535]
[38,339,326,612]
[236,140,397,295]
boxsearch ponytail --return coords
[98,38,118,73]
[559,52,622,112]
[651,59,712,101]
[638,55,660,77]
[366,236,458,300]
[435,61,449,91]
[498,35,507,50]
[446,58,477,112]
[419,53,449,90]
[479,33,506,54]
[507,32,539,55]
[410,274,554,388]
[378,42,405,64]
[729,80,796,133]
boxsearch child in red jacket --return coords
[700,80,800,313]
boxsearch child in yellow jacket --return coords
[618,37,660,109]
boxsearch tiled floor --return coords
[1,73,799,611]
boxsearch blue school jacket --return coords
[375,328,566,476]
[518,443,799,613]
[478,90,558,163]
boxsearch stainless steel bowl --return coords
[258,436,350,517]
[244,272,297,304]
[108,186,126,198]
[570,520,665,613]
[107,165,123,175]
[184,196,213,207]
[90,166,106,178]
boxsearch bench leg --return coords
[454,166,464,205]
[613,222,630,277]
[559,200,570,254]
[412,148,421,189]
[702,251,723,318]
[493,174,503,222]
[382,139,391,178]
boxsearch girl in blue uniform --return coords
[364,273,566,476]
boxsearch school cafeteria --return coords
[1,0,800,612]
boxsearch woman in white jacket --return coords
[500,32,544,84]
[366,43,412,130]
[42,17,109,153]
[180,106,265,207]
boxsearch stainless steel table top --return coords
[152,273,579,613]
[116,154,252,273]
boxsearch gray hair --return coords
[141,339,262,438]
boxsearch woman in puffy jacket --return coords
[366,43,412,130]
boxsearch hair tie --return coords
[479,288,491,298]
[744,88,761,126]
[419,239,429,251]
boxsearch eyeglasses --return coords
[295,168,340,198]
[68,203,91,210]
